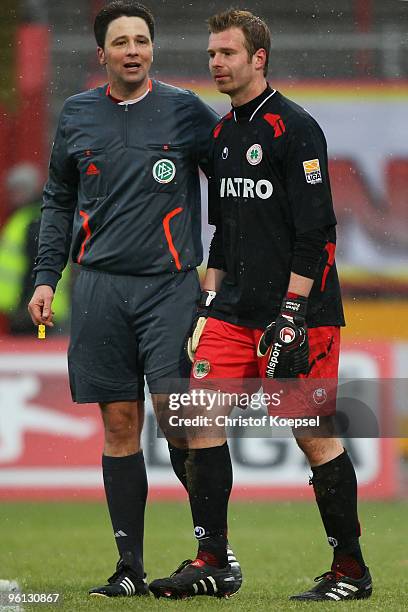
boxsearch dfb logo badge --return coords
[222,146,229,159]
[152,159,176,184]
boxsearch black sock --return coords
[186,442,232,567]
[311,449,365,577]
[168,443,188,491]
[102,451,148,577]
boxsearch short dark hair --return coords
[94,1,155,48]
[208,9,271,76]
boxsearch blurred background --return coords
[0,0,407,501]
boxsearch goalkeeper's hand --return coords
[186,290,217,362]
[257,295,309,378]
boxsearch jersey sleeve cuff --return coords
[291,257,319,279]
[207,253,226,271]
[34,270,61,291]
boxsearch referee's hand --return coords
[28,285,55,328]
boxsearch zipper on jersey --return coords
[124,103,129,147]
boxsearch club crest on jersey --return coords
[246,143,263,165]
[303,158,322,184]
[152,159,176,184]
[222,146,229,159]
[193,359,210,379]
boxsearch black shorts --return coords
[68,267,200,403]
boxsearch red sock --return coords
[197,550,222,568]
[332,554,364,579]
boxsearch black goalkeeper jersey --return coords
[207,86,345,329]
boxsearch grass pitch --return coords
[0,500,407,611]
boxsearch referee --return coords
[28,1,218,598]
[150,9,372,602]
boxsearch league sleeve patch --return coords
[303,159,322,184]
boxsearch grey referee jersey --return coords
[34,80,219,289]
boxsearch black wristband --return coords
[281,295,308,320]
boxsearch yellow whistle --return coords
[38,324,46,339]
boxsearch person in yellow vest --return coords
[0,162,70,333]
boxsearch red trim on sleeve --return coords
[162,207,183,270]
[321,242,336,291]
[77,210,91,264]
[213,112,233,139]
[263,113,286,138]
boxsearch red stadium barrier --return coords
[329,157,408,250]
[0,24,50,224]
[0,337,398,500]
[13,24,50,175]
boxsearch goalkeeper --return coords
[150,8,371,603]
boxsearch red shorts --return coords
[191,318,340,417]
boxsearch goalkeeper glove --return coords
[186,290,217,362]
[257,295,309,378]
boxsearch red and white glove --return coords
[257,295,309,378]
